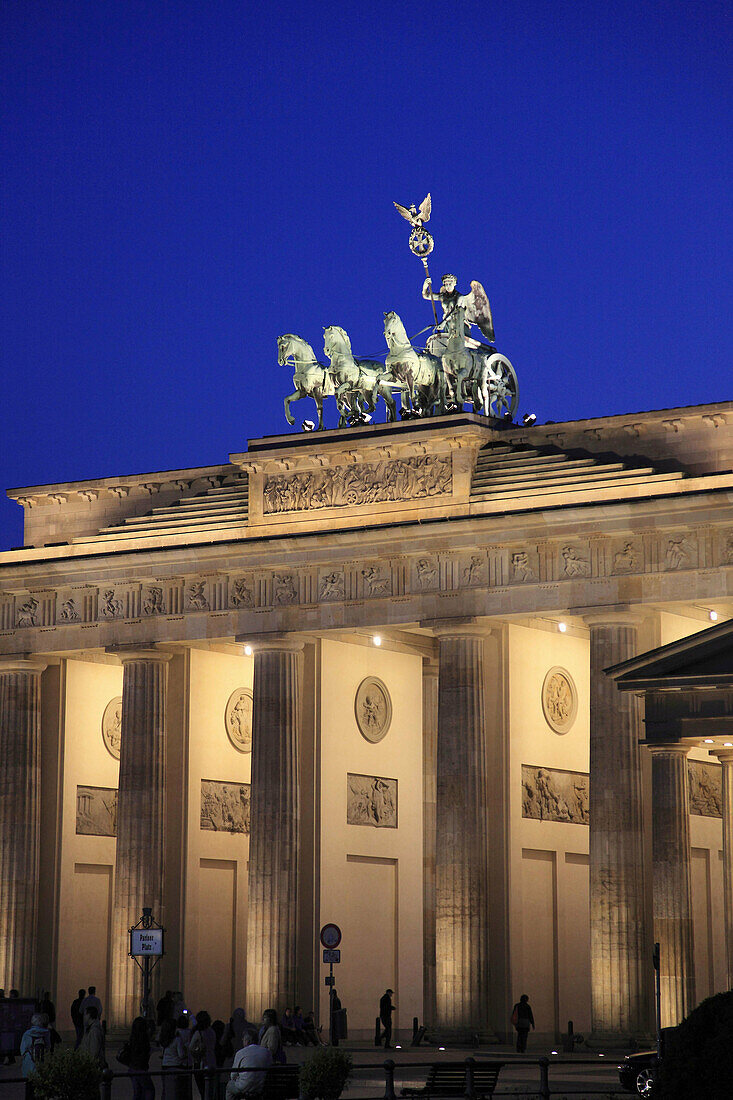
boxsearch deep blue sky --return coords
[1,1,730,548]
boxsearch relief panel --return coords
[200,779,251,833]
[76,786,118,836]
[522,765,589,825]
[688,761,722,818]
[347,773,398,828]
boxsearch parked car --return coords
[618,1051,657,1095]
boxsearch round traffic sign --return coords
[320,923,342,949]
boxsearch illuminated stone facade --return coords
[0,403,732,1040]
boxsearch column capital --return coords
[712,748,733,764]
[646,741,691,757]
[421,617,494,639]
[0,657,47,675]
[105,646,172,664]
[236,632,305,654]
[584,606,647,629]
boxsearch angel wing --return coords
[418,193,432,224]
[393,201,415,224]
[464,279,495,344]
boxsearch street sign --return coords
[324,975,335,986]
[323,948,341,964]
[130,928,165,957]
[320,923,342,949]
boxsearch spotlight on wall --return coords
[709,609,719,622]
[704,739,714,744]
[558,621,567,633]
[522,413,537,426]
[725,742,733,748]
[302,420,316,432]
[244,644,253,656]
[373,635,382,647]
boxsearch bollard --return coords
[412,1016,419,1043]
[383,1058,397,1100]
[464,1056,475,1100]
[102,1066,113,1100]
[538,1056,550,1100]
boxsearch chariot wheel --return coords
[481,352,519,419]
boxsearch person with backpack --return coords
[20,1013,51,1098]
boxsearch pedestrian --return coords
[20,1013,51,1099]
[258,1010,283,1063]
[190,1010,217,1100]
[511,994,535,1053]
[71,989,86,1049]
[123,1016,155,1100]
[226,1031,272,1100]
[81,986,103,1021]
[379,989,395,1049]
[37,992,60,1052]
[79,1005,106,1067]
[160,1018,187,1100]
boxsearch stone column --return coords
[422,659,439,1023]
[110,650,170,1026]
[648,743,695,1027]
[714,748,733,989]
[434,624,488,1031]
[587,614,649,1037]
[246,637,303,1018]
[0,658,46,994]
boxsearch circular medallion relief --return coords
[542,667,578,734]
[225,688,253,753]
[354,676,392,743]
[102,696,123,760]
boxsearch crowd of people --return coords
[11,984,325,1099]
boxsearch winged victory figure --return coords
[423,273,495,345]
[393,193,432,230]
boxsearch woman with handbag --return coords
[119,1016,155,1100]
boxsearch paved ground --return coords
[0,1038,637,1098]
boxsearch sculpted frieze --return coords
[100,588,124,619]
[511,550,537,583]
[461,553,487,587]
[319,570,345,601]
[230,577,254,607]
[187,580,210,611]
[414,556,439,591]
[16,596,39,627]
[522,765,589,824]
[59,597,80,622]
[688,761,722,817]
[200,779,250,833]
[612,540,642,574]
[347,773,397,828]
[361,565,391,598]
[263,455,452,514]
[561,545,590,578]
[273,573,298,606]
[665,535,696,570]
[143,586,166,615]
[76,786,117,836]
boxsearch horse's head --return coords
[383,311,408,348]
[323,325,351,358]
[278,333,312,366]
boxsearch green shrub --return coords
[656,989,733,1098]
[299,1045,353,1100]
[30,1048,103,1100]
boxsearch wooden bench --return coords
[401,1060,503,1099]
[263,1064,300,1100]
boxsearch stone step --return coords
[118,503,248,527]
[473,464,638,491]
[79,517,248,542]
[476,454,596,474]
[473,458,601,481]
[471,469,684,499]
[100,508,248,534]
[148,496,249,516]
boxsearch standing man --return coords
[70,989,86,1048]
[511,994,535,1053]
[379,989,395,1049]
[80,985,103,1020]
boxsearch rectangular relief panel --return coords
[688,762,722,818]
[76,786,117,837]
[346,774,397,828]
[200,780,250,833]
[522,766,588,825]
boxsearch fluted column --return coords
[434,624,488,1031]
[587,614,649,1037]
[0,658,47,994]
[714,749,733,988]
[648,744,695,1026]
[422,659,439,1023]
[110,649,170,1026]
[246,637,303,1018]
